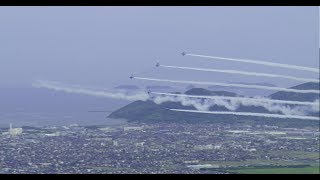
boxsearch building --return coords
[194,144,214,150]
[44,132,60,137]
[8,124,23,136]
[184,160,200,164]
[135,142,145,147]
[113,140,119,146]
[124,126,143,131]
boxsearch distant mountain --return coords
[108,82,320,128]
[208,82,277,96]
[269,82,319,102]
[268,82,320,118]
[185,88,238,97]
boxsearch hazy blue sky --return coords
[0,6,318,89]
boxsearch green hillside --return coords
[269,82,319,101]
[108,82,320,127]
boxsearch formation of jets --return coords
[127,50,320,119]
[130,52,187,97]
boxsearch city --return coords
[1,122,319,174]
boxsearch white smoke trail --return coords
[152,94,317,116]
[160,64,320,83]
[185,53,320,73]
[151,92,319,106]
[169,109,320,121]
[134,77,320,94]
[154,96,239,111]
[32,80,149,101]
[32,80,318,116]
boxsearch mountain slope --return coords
[269,82,319,102]
[108,82,320,127]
